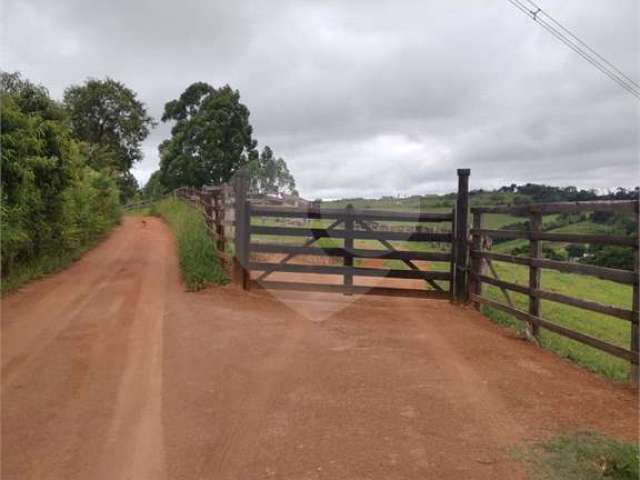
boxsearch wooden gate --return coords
[232,170,471,300]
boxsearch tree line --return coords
[1,72,296,283]
[1,72,135,278]
[491,183,639,203]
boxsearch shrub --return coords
[543,245,567,261]
[1,74,121,292]
[565,243,586,259]
[518,431,639,480]
[582,246,634,270]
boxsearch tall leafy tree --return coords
[64,78,154,201]
[248,146,296,195]
[1,72,120,276]
[1,73,76,248]
[142,171,167,200]
[158,83,257,189]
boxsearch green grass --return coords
[480,260,633,381]
[479,217,634,381]
[152,198,227,291]
[1,234,111,295]
[517,432,639,480]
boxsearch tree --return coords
[1,76,77,254]
[248,146,296,195]
[116,171,140,204]
[582,246,634,270]
[142,170,166,200]
[565,243,586,259]
[64,78,154,174]
[1,73,121,276]
[1,71,65,121]
[159,83,257,189]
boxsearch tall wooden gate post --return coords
[631,201,639,383]
[454,169,470,303]
[528,209,543,337]
[344,204,354,295]
[233,170,250,290]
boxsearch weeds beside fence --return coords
[517,431,639,480]
[152,198,227,290]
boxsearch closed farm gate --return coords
[231,170,472,300]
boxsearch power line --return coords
[506,0,640,100]
[507,0,639,97]
[507,0,640,98]
[522,0,640,89]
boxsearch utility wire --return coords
[506,0,640,100]
[522,0,640,89]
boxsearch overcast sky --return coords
[2,0,639,199]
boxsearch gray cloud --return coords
[2,0,638,198]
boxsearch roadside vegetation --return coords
[1,73,130,294]
[517,432,639,480]
[152,198,227,290]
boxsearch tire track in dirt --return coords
[208,322,307,479]
[163,280,315,479]
[2,218,169,480]
[2,230,133,387]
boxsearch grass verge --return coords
[517,432,639,480]
[1,235,110,295]
[152,198,227,291]
[124,207,152,217]
[480,261,632,382]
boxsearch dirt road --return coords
[2,217,637,479]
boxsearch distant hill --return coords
[321,183,638,269]
[321,183,639,213]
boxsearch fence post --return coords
[449,207,456,300]
[528,208,542,337]
[233,171,250,290]
[469,211,483,307]
[212,193,223,253]
[344,204,354,295]
[631,201,639,383]
[223,184,233,248]
[203,191,214,232]
[454,169,470,303]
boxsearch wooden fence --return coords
[229,169,470,300]
[173,178,321,270]
[468,200,639,379]
[171,170,639,380]
[244,204,455,298]
[174,185,232,262]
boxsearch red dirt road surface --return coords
[2,217,637,479]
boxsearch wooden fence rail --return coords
[172,172,639,382]
[469,200,640,381]
[175,186,231,263]
[246,199,457,298]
